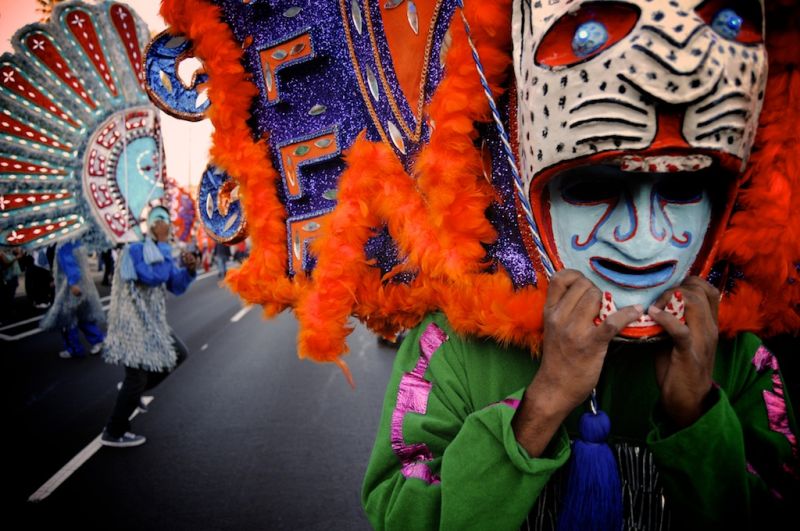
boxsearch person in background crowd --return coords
[36,247,55,306]
[0,245,23,324]
[185,237,201,262]
[232,240,248,263]
[213,241,231,279]
[39,240,105,359]
[45,243,56,271]
[100,248,115,287]
[20,249,53,309]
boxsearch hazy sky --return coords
[0,0,213,192]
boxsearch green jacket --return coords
[362,313,798,530]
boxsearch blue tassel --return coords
[143,238,165,265]
[119,245,138,282]
[557,400,622,531]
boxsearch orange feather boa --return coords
[160,0,800,367]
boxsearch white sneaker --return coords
[100,430,146,448]
[90,342,103,355]
[59,350,85,359]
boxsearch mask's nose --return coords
[599,183,668,262]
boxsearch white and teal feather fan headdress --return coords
[0,1,169,250]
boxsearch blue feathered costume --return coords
[40,241,105,357]
[103,238,194,372]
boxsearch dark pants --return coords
[105,333,188,437]
[0,278,18,322]
[101,250,114,286]
[25,264,53,305]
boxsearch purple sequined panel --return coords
[212,0,458,276]
[211,1,537,286]
[364,225,417,283]
[215,0,371,218]
[706,261,744,294]
[480,112,537,288]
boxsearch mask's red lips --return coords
[590,258,677,289]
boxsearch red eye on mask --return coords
[535,2,640,68]
[696,0,763,44]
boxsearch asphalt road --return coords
[4,268,397,530]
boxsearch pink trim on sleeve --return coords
[752,345,799,481]
[745,462,785,500]
[500,398,521,409]
[390,323,448,485]
[753,345,779,372]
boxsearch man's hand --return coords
[512,270,643,456]
[649,276,719,429]
[181,251,197,273]
[70,285,82,297]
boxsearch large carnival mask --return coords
[513,0,767,335]
[548,167,712,309]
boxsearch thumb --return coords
[596,304,643,342]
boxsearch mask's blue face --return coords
[548,167,712,309]
[116,136,163,222]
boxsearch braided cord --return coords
[456,1,555,278]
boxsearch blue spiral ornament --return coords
[198,164,247,244]
[144,30,210,121]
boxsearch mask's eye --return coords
[697,0,763,44]
[572,21,609,57]
[654,180,705,204]
[711,9,744,39]
[561,180,623,204]
[535,2,640,68]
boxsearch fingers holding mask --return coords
[649,276,719,362]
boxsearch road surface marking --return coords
[230,305,253,323]
[3,271,220,342]
[195,270,218,281]
[0,296,111,332]
[0,304,110,341]
[28,395,155,502]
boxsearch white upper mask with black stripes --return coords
[512,0,767,188]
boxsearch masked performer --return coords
[149,0,799,528]
[40,240,105,358]
[100,208,196,447]
[0,2,173,364]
